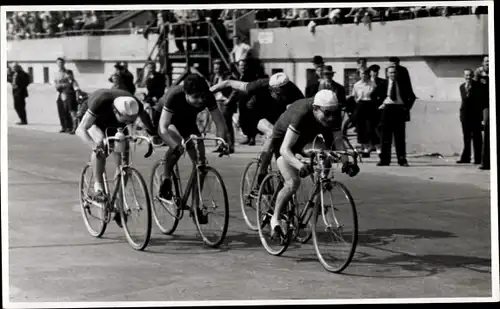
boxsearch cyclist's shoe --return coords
[114,210,123,228]
[270,219,287,240]
[159,178,173,201]
[91,190,109,204]
[196,207,209,225]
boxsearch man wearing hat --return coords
[76,88,157,227]
[305,55,325,98]
[318,65,346,105]
[109,61,136,95]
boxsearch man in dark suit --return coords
[318,65,347,106]
[109,62,135,95]
[305,55,324,98]
[377,65,416,166]
[457,69,484,164]
[388,57,414,108]
[368,64,387,153]
[10,63,31,125]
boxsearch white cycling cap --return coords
[113,96,140,116]
[269,72,290,88]
[313,89,339,108]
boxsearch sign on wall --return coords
[258,31,274,44]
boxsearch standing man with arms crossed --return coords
[54,57,73,133]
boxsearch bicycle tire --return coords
[79,164,108,238]
[120,167,152,251]
[239,159,259,231]
[256,173,290,256]
[193,166,230,248]
[312,181,358,273]
[150,160,181,235]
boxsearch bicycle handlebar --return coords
[104,135,154,158]
[182,135,230,158]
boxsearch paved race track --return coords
[6,127,494,303]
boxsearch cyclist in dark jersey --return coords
[157,74,229,202]
[210,72,304,188]
[76,88,156,226]
[266,90,346,237]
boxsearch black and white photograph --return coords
[1,1,498,307]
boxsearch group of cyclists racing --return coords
[75,70,357,236]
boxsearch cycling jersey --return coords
[270,98,340,158]
[159,85,218,138]
[87,88,144,131]
[246,78,305,124]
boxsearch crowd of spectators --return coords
[254,6,488,28]
[6,10,127,40]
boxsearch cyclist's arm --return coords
[138,108,157,135]
[158,109,179,149]
[76,111,99,149]
[210,80,249,94]
[279,127,305,170]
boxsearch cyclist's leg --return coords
[255,118,275,187]
[87,125,108,199]
[271,155,301,235]
[159,125,183,200]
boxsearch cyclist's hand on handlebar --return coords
[342,161,360,177]
[299,163,314,178]
[93,143,107,158]
[217,143,231,157]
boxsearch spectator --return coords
[369,64,387,154]
[356,58,368,81]
[144,61,167,126]
[305,55,325,97]
[54,57,73,133]
[318,65,347,108]
[377,65,416,167]
[388,56,414,114]
[351,68,377,157]
[109,62,135,95]
[10,63,31,125]
[230,34,251,65]
[60,69,81,134]
[473,56,490,170]
[129,21,138,34]
[210,59,236,153]
[328,8,343,24]
[234,59,260,146]
[457,69,483,165]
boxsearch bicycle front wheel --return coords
[79,164,108,237]
[239,159,260,231]
[312,180,358,273]
[193,166,229,248]
[120,167,152,251]
[150,160,181,235]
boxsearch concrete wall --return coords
[249,15,488,102]
[250,15,488,59]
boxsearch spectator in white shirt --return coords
[352,68,377,156]
[230,34,251,64]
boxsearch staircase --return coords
[105,10,146,29]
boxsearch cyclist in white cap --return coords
[210,72,304,188]
[265,89,346,237]
[76,88,156,227]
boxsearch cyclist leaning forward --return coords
[156,74,229,219]
[209,72,304,188]
[261,90,348,237]
[76,88,157,226]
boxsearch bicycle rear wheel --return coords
[193,166,229,248]
[312,180,358,273]
[150,160,181,235]
[79,164,108,237]
[120,167,152,251]
[239,159,260,231]
[256,173,290,256]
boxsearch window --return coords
[344,68,358,96]
[271,68,283,75]
[43,67,49,84]
[27,67,33,83]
